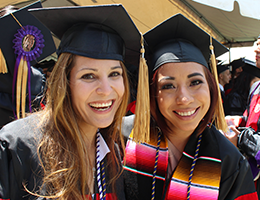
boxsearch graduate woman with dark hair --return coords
[123,14,258,200]
[0,4,144,200]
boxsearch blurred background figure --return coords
[224,58,244,95]
[0,1,56,128]
[224,58,260,116]
[217,63,231,108]
[254,35,260,68]
[34,59,55,80]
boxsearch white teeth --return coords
[89,101,113,111]
[176,109,196,116]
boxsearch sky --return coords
[217,42,257,64]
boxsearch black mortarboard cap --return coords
[242,58,260,78]
[143,13,228,72]
[0,1,56,75]
[217,64,229,74]
[230,58,244,72]
[29,4,141,67]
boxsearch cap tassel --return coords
[0,48,8,74]
[132,35,150,143]
[16,56,28,119]
[209,36,228,132]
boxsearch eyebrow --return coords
[158,72,204,82]
[111,66,122,70]
[79,65,122,72]
[187,72,204,78]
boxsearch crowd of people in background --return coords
[1,2,260,200]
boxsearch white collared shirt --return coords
[219,83,224,92]
[97,132,110,162]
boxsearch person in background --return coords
[224,58,260,116]
[122,14,257,200]
[0,2,56,127]
[224,58,244,95]
[224,36,260,198]
[34,59,56,80]
[255,35,260,68]
[217,63,231,107]
[0,4,143,200]
[34,59,56,109]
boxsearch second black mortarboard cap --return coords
[0,1,56,75]
[144,13,228,72]
[230,58,244,72]
[242,58,260,78]
[29,4,141,67]
[217,64,229,74]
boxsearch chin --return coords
[96,119,114,129]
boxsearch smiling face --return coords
[69,55,124,131]
[156,62,210,136]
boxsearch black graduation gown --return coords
[0,115,126,200]
[122,115,258,200]
[0,67,45,128]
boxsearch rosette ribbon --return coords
[12,25,44,119]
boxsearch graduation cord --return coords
[101,161,107,198]
[151,131,202,200]
[187,133,202,200]
[151,129,162,200]
[96,131,106,200]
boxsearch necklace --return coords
[96,131,107,200]
[151,131,202,200]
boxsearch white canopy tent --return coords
[1,0,260,62]
[181,0,260,47]
[191,0,260,19]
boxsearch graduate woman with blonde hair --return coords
[0,4,144,200]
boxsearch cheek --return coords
[70,82,91,106]
[157,91,172,114]
[115,78,125,99]
[199,87,211,110]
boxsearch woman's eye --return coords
[191,80,203,86]
[81,73,95,79]
[109,71,121,77]
[161,84,175,90]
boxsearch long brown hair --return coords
[150,64,218,137]
[36,53,129,199]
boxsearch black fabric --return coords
[238,127,260,157]
[217,64,229,74]
[57,23,124,61]
[0,66,45,128]
[220,89,227,112]
[0,115,126,200]
[144,13,228,72]
[122,116,257,199]
[0,115,43,199]
[242,58,260,78]
[0,1,56,74]
[151,39,208,72]
[0,1,54,128]
[29,4,141,67]
[224,92,247,116]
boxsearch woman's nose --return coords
[176,87,193,104]
[96,77,113,95]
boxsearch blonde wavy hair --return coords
[36,53,129,199]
